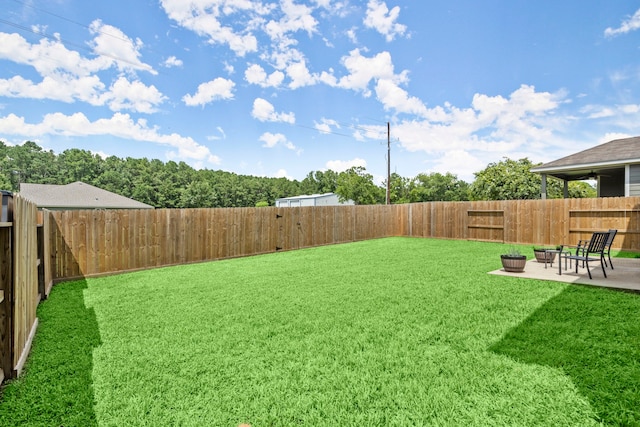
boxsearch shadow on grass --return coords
[0,280,101,427]
[490,285,640,427]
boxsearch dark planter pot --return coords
[533,249,556,263]
[501,255,527,273]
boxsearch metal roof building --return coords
[275,193,354,207]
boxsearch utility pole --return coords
[386,121,391,205]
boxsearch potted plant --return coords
[501,247,527,273]
[532,245,561,263]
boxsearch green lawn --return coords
[1,237,638,426]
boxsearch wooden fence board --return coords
[12,196,39,377]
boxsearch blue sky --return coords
[2,1,640,183]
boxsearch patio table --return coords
[543,247,571,275]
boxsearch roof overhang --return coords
[531,159,638,181]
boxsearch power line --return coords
[294,121,387,142]
[10,0,135,46]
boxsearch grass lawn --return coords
[0,237,638,426]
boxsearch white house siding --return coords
[630,164,640,197]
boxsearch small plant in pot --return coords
[501,247,527,273]
[532,245,561,263]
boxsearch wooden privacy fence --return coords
[407,197,640,249]
[0,195,46,384]
[1,195,639,384]
[47,204,409,280]
[46,196,640,282]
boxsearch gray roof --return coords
[19,182,153,209]
[276,193,337,201]
[531,136,640,179]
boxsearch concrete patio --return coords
[490,256,640,292]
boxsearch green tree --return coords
[336,166,384,205]
[566,181,596,198]
[300,170,338,195]
[543,177,597,199]
[386,172,411,204]
[55,148,104,185]
[469,158,543,200]
[7,141,57,189]
[409,172,470,202]
[180,180,214,208]
[94,155,132,196]
[0,141,14,190]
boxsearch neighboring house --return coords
[275,193,354,207]
[531,136,640,198]
[19,181,154,210]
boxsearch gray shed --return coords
[275,193,354,207]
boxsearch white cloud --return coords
[89,20,156,75]
[346,28,358,44]
[207,127,227,140]
[314,118,340,134]
[223,62,235,75]
[286,59,317,88]
[183,77,235,106]
[363,0,407,42]
[0,32,98,77]
[159,0,265,56]
[244,63,285,87]
[394,85,565,158]
[274,168,292,179]
[91,150,110,159]
[605,8,640,38]
[0,112,220,164]
[101,77,166,113]
[320,49,419,116]
[431,150,485,182]
[259,132,297,151]
[163,56,183,67]
[0,71,165,114]
[332,49,406,96]
[251,98,295,123]
[375,79,427,116]
[264,0,318,40]
[580,103,640,129]
[0,74,104,105]
[0,28,150,78]
[583,103,640,119]
[0,31,163,113]
[326,158,367,172]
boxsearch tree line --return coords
[0,141,595,208]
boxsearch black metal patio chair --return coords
[603,229,618,269]
[561,231,610,279]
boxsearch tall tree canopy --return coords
[336,166,385,205]
[469,157,596,200]
[409,172,470,202]
[0,141,595,207]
